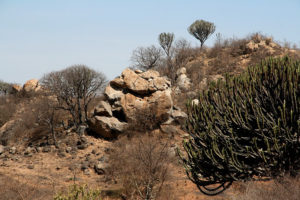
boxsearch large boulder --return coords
[23,79,41,93]
[88,116,127,138]
[89,68,176,138]
[120,89,172,123]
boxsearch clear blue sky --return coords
[1,0,299,84]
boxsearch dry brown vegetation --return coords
[1,33,300,200]
[157,33,300,101]
[0,95,17,127]
[231,176,300,200]
[109,134,176,200]
[0,174,55,200]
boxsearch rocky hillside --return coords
[0,34,299,200]
[172,34,300,93]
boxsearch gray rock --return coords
[175,67,191,91]
[88,116,127,138]
[36,147,43,153]
[42,146,51,153]
[77,143,88,150]
[181,133,190,139]
[24,147,33,155]
[66,147,72,153]
[81,162,89,170]
[50,145,56,152]
[9,147,16,154]
[58,151,66,158]
[77,125,87,136]
[77,137,89,150]
[94,161,108,175]
[171,109,187,124]
[83,169,90,175]
[80,136,88,144]
[0,145,5,155]
[160,124,181,135]
[169,146,178,157]
[98,155,108,162]
[27,165,34,169]
[176,74,191,91]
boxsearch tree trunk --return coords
[77,96,82,125]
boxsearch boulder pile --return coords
[88,68,186,138]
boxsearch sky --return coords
[0,0,299,84]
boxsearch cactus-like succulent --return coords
[188,20,215,48]
[159,32,174,57]
[181,56,300,195]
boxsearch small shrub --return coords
[0,174,53,200]
[0,80,13,95]
[0,96,16,127]
[250,32,263,43]
[54,184,101,200]
[265,37,273,46]
[109,134,174,200]
[131,45,163,70]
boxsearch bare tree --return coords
[34,96,62,147]
[131,45,163,71]
[188,19,216,48]
[41,65,107,129]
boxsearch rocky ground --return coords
[0,132,244,200]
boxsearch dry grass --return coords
[231,176,300,200]
[0,95,17,127]
[0,173,55,200]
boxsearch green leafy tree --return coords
[188,19,216,48]
[180,57,300,195]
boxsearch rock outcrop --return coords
[88,68,186,138]
[11,84,22,93]
[10,79,41,95]
[175,67,191,91]
[23,79,41,93]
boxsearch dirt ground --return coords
[0,133,243,200]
